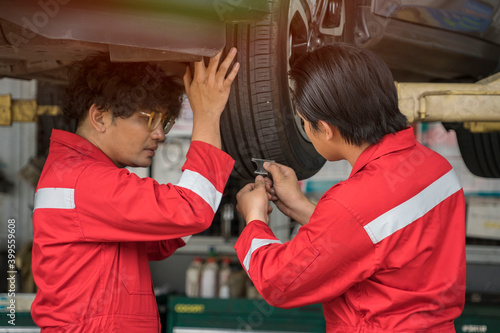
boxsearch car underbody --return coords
[1,0,500,178]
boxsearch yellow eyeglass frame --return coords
[138,111,175,134]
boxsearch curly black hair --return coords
[63,53,184,124]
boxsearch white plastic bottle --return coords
[185,257,203,297]
[200,257,218,298]
[218,257,232,299]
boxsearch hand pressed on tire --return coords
[183,48,240,149]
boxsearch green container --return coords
[0,311,37,328]
[455,303,500,333]
[166,296,326,332]
[166,297,500,333]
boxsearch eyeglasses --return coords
[138,111,175,134]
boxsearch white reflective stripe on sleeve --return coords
[175,169,222,213]
[364,169,462,244]
[33,188,75,210]
[243,238,282,275]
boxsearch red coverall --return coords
[235,128,466,332]
[32,129,234,332]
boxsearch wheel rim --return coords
[287,0,311,143]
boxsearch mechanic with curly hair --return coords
[31,49,239,332]
[235,43,465,332]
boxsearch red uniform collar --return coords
[50,129,116,167]
[350,127,417,177]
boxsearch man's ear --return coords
[318,120,335,141]
[88,104,108,133]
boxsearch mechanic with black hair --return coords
[31,49,239,332]
[235,43,466,332]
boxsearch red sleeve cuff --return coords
[182,141,235,191]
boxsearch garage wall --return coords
[0,78,37,251]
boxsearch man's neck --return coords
[342,141,371,168]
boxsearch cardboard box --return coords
[466,196,500,240]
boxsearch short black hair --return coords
[289,43,408,146]
[63,53,184,124]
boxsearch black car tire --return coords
[449,123,500,178]
[221,0,326,181]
